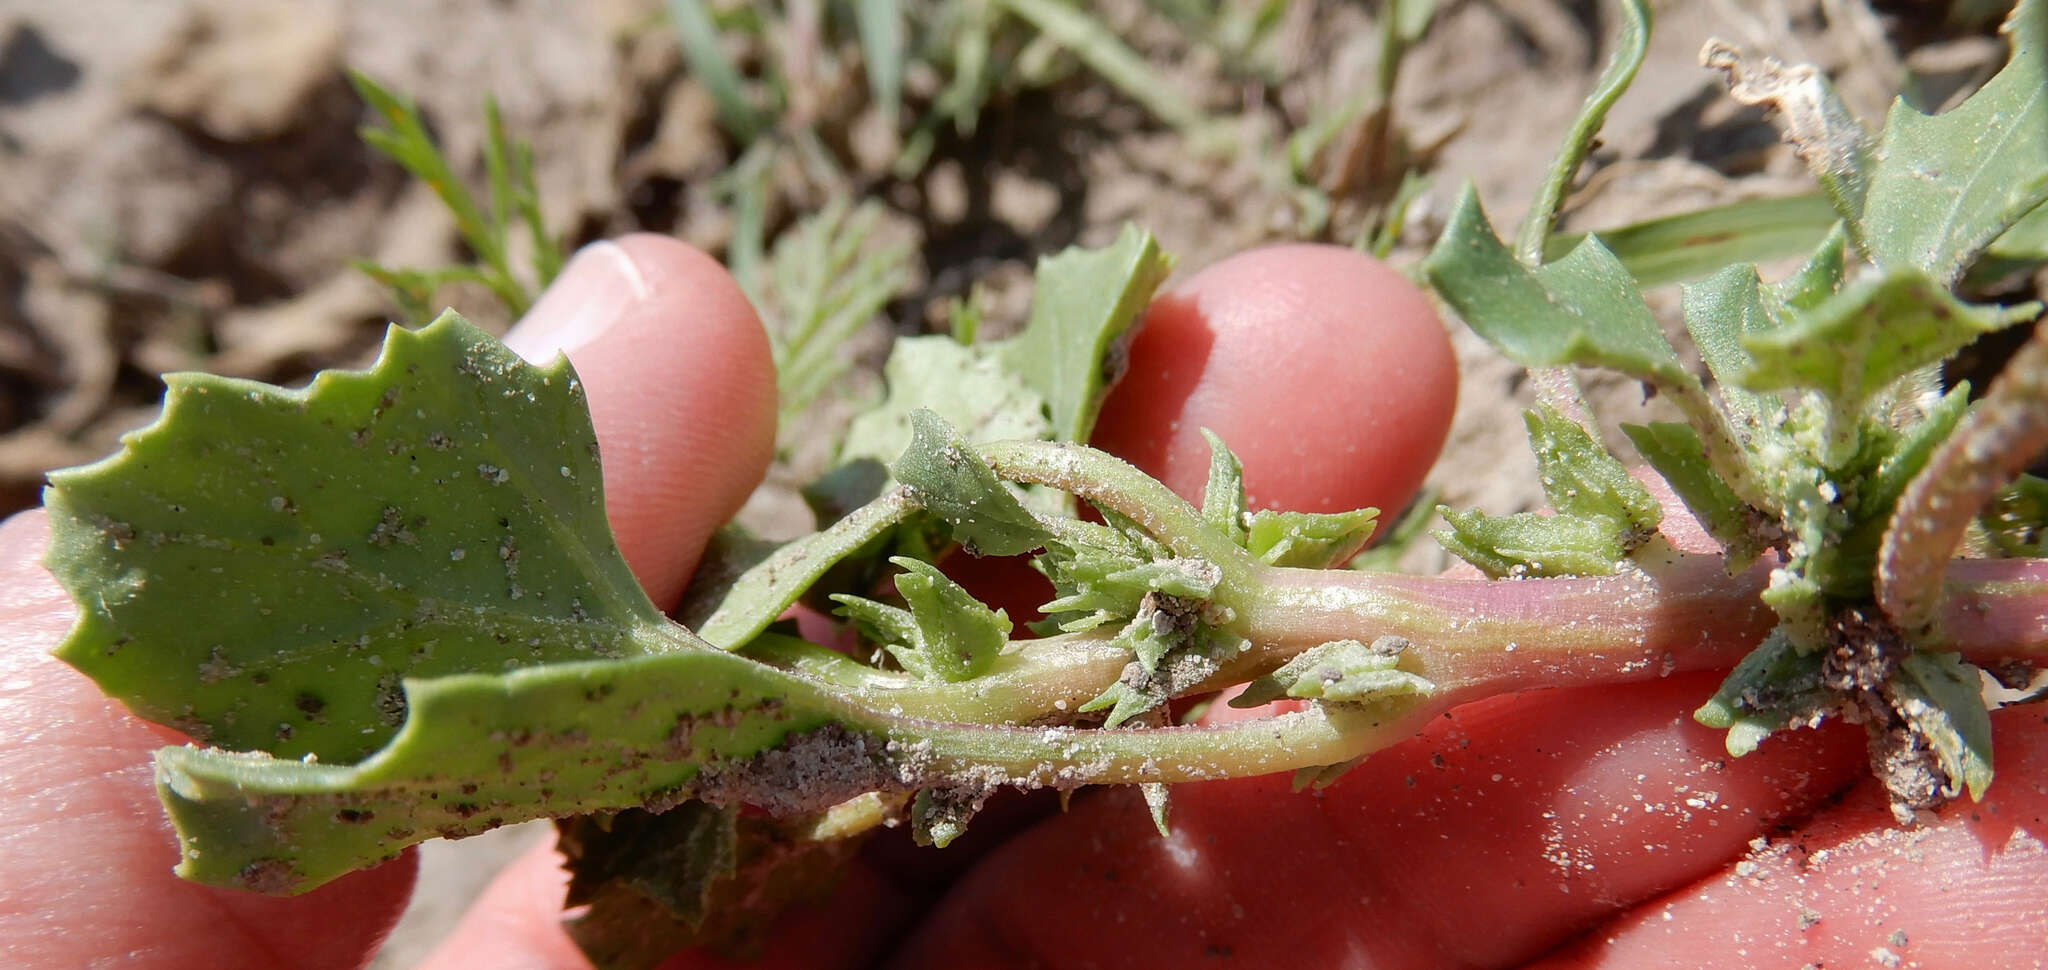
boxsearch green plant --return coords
[350,73,566,323]
[33,2,2048,967]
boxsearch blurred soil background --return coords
[0,0,2025,964]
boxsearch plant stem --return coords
[1233,550,1772,694]
[1880,325,2048,638]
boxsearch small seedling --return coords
[35,3,2048,967]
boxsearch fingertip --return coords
[508,235,778,610]
[1093,244,1456,524]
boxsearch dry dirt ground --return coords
[0,0,2014,964]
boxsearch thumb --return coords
[0,509,419,970]
[504,234,777,610]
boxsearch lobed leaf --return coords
[1245,508,1379,568]
[1682,264,1785,429]
[996,224,1174,443]
[153,644,864,893]
[1436,507,1634,579]
[681,490,920,650]
[45,314,660,764]
[1200,429,1250,548]
[1424,186,1688,389]
[1737,267,2036,463]
[893,410,1050,557]
[1229,637,1434,709]
[838,336,1053,470]
[891,557,1012,681]
[1694,628,1832,757]
[1894,651,1995,802]
[1861,1,2048,284]
[1435,406,1657,578]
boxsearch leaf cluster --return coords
[1423,0,2048,817]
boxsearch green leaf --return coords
[45,314,661,763]
[1737,267,2037,460]
[1424,186,1688,388]
[664,0,769,141]
[1693,628,1832,757]
[893,410,1050,557]
[839,336,1052,466]
[854,0,905,128]
[1229,637,1434,708]
[1772,221,1850,310]
[150,646,872,893]
[829,593,931,679]
[1989,199,2048,262]
[1200,429,1249,548]
[1140,782,1172,837]
[1894,652,1995,802]
[1623,422,1769,566]
[1076,677,1164,729]
[1116,606,1183,675]
[1434,406,1657,578]
[892,557,1012,681]
[1682,264,1784,428]
[996,224,1173,443]
[1526,405,1660,531]
[1245,508,1379,568]
[1862,1,2048,284]
[1105,558,1221,601]
[1435,507,1634,579]
[682,489,920,650]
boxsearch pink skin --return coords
[1091,244,1457,523]
[3,239,2045,969]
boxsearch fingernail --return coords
[502,241,654,364]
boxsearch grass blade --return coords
[855,0,906,129]
[1516,0,1650,263]
[1543,193,1841,287]
[665,0,770,141]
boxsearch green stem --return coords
[979,439,1258,575]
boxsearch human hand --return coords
[7,238,2047,970]
[0,234,776,969]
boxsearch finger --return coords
[888,246,1870,969]
[1091,243,1457,521]
[1533,706,2048,970]
[503,234,778,611]
[0,510,417,970]
[886,674,1865,970]
[417,237,783,966]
